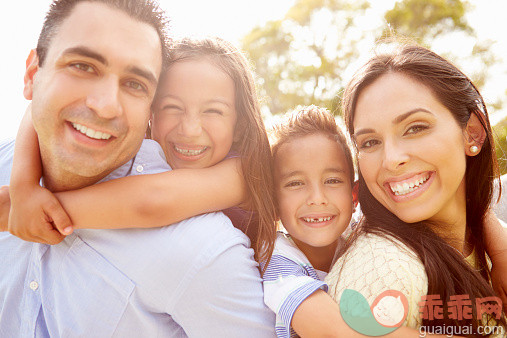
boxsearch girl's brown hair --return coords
[151,37,276,268]
[339,42,505,333]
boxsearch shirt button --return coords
[136,165,144,173]
[29,281,39,291]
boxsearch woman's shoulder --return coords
[342,231,421,262]
[325,232,428,328]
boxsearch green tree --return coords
[384,0,472,41]
[242,0,496,116]
[242,0,369,115]
[493,116,507,175]
[384,0,498,91]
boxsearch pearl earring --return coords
[470,145,479,154]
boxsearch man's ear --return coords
[463,112,487,156]
[23,49,39,100]
[352,180,359,208]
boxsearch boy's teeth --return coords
[303,216,332,223]
[390,173,430,196]
[71,122,112,140]
[174,145,207,156]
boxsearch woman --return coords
[326,43,506,335]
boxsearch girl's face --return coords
[274,133,354,256]
[353,72,468,225]
[151,59,237,169]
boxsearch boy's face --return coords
[274,133,354,255]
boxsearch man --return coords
[0,1,275,336]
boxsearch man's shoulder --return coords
[167,212,251,253]
[80,212,250,265]
[132,139,171,174]
[101,139,170,182]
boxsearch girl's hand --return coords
[8,184,73,244]
[490,258,507,313]
[0,186,10,231]
[484,210,507,313]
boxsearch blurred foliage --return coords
[384,0,498,91]
[384,0,472,40]
[493,117,507,175]
[242,0,370,115]
[241,0,501,116]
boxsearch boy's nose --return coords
[307,184,328,206]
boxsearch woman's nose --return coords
[382,140,409,172]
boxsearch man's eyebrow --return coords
[126,66,158,86]
[62,47,158,86]
[62,47,108,65]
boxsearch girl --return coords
[7,37,277,267]
[326,42,506,335]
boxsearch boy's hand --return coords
[0,186,10,231]
[8,185,73,244]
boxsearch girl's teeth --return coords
[71,122,112,140]
[303,216,332,223]
[174,145,208,156]
[390,174,430,196]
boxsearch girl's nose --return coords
[179,114,202,138]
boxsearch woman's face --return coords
[352,72,468,224]
[150,59,237,169]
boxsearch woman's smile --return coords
[383,171,434,202]
[353,72,468,224]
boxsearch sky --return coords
[1,0,506,140]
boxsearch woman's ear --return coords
[463,112,487,156]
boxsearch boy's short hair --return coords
[270,105,355,184]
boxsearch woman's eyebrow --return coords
[393,108,434,124]
[354,108,435,138]
[353,128,375,138]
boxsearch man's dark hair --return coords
[36,0,170,67]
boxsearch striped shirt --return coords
[263,232,328,338]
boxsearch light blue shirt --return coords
[0,139,275,337]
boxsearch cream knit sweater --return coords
[326,233,427,328]
[325,233,505,337]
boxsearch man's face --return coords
[24,2,162,186]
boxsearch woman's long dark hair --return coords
[339,43,505,333]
